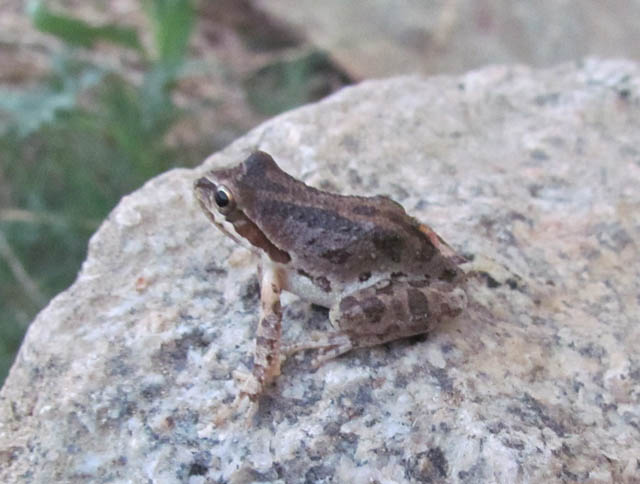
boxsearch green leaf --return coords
[0,56,104,137]
[28,0,141,50]
[145,0,195,68]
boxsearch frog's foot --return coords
[282,331,353,368]
[460,254,524,290]
[235,369,265,401]
[212,396,255,428]
[212,371,260,427]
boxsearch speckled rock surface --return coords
[1,59,639,483]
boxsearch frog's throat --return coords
[216,207,291,264]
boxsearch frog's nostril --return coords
[195,177,216,191]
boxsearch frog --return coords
[194,151,468,410]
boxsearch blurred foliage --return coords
[0,56,105,137]
[0,0,198,385]
[29,1,142,50]
[146,0,194,67]
[244,50,350,116]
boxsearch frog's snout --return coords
[194,177,218,214]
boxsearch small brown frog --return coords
[194,151,467,409]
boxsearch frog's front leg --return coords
[284,279,467,365]
[237,263,284,402]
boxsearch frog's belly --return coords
[280,263,388,310]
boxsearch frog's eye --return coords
[214,185,234,211]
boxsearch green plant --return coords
[0,0,197,385]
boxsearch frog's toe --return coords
[233,370,262,399]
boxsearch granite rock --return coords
[1,59,640,483]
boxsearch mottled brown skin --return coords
[194,151,468,412]
[197,151,465,285]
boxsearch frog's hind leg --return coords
[284,278,467,366]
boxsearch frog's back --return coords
[285,192,463,283]
[235,152,463,283]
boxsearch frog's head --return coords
[194,151,291,263]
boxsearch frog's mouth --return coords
[194,176,291,264]
[194,177,245,246]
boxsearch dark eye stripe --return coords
[226,209,291,264]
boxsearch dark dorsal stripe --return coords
[226,209,291,264]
